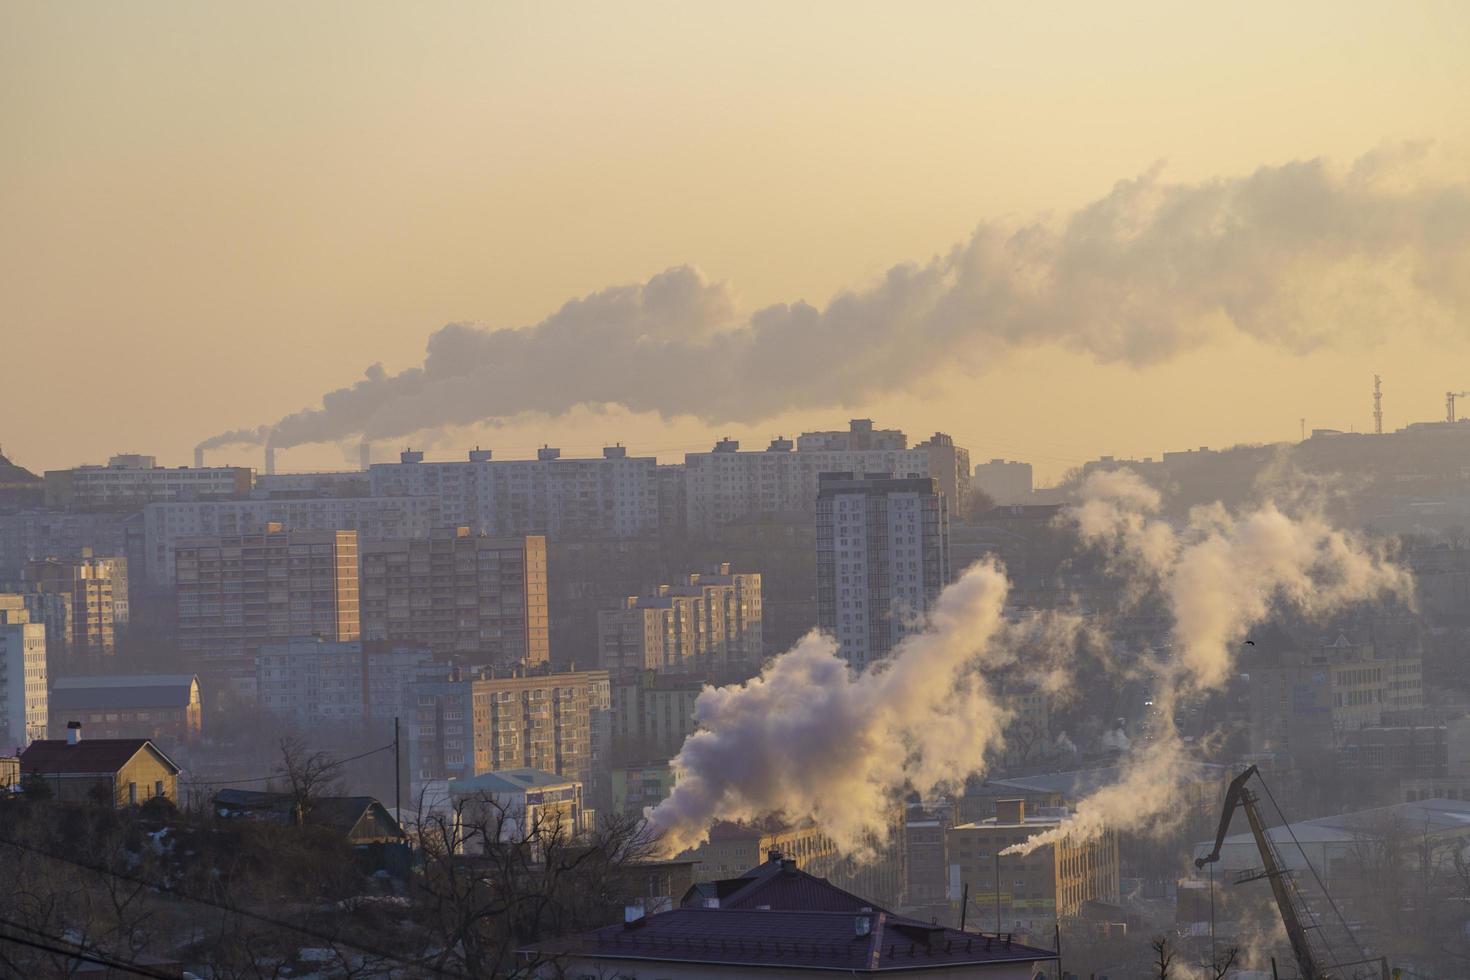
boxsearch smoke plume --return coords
[204,145,1470,451]
[1004,470,1413,856]
[646,561,1015,856]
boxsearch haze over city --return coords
[4,3,1470,978]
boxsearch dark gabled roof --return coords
[525,907,1055,972]
[684,856,889,914]
[50,675,197,712]
[19,739,180,776]
[214,789,403,840]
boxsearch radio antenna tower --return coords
[1373,374,1383,435]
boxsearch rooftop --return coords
[450,768,577,795]
[20,738,178,775]
[684,853,889,914]
[50,675,197,712]
[525,907,1054,973]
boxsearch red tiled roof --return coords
[19,739,178,775]
[526,908,1055,972]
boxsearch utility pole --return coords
[994,852,1002,934]
[393,716,402,829]
[1373,375,1383,435]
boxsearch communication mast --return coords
[1372,375,1382,435]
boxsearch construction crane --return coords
[1196,766,1388,980]
[1447,390,1470,423]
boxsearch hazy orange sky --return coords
[3,1,1469,482]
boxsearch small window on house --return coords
[128,782,137,804]
[155,780,164,798]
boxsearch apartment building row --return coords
[683,424,970,537]
[596,564,761,676]
[44,455,252,511]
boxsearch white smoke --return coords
[204,145,1470,451]
[646,561,1015,856]
[1004,470,1413,856]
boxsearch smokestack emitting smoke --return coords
[647,561,1015,856]
[1001,470,1413,856]
[201,147,1470,453]
[646,471,1413,860]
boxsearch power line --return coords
[0,918,180,980]
[182,741,395,788]
[0,831,465,980]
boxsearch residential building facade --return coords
[174,527,360,698]
[368,446,659,539]
[683,421,970,538]
[23,551,128,657]
[256,638,441,728]
[360,528,549,665]
[597,564,762,677]
[0,613,47,750]
[411,666,611,807]
[44,455,251,510]
[142,494,438,588]
[816,473,950,668]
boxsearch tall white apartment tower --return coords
[816,473,949,669]
[0,601,48,750]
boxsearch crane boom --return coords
[1197,766,1327,979]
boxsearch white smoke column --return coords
[205,146,1470,451]
[1005,470,1414,856]
[646,561,1013,856]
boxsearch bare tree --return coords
[1151,936,1173,980]
[406,790,661,978]
[274,737,345,826]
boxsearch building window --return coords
[128,782,138,804]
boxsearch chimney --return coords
[264,445,276,475]
[996,799,1026,824]
[193,447,205,468]
[766,848,783,864]
[66,721,82,745]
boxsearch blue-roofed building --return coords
[449,767,589,844]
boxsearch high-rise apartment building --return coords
[0,609,48,750]
[410,665,610,805]
[946,799,1120,935]
[143,495,439,589]
[683,421,970,537]
[256,638,441,728]
[368,446,659,539]
[816,473,950,668]
[22,552,128,657]
[360,528,549,665]
[174,527,360,698]
[596,564,762,677]
[609,669,704,764]
[44,455,252,510]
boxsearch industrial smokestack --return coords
[194,447,204,468]
[359,440,371,471]
[264,445,276,475]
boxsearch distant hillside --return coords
[0,452,41,487]
[0,451,44,509]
